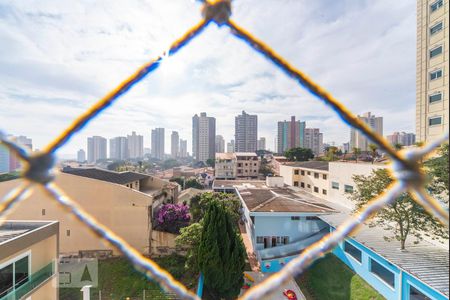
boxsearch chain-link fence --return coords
[0,1,448,300]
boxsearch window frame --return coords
[332,182,339,190]
[429,116,442,126]
[409,284,432,300]
[291,216,300,221]
[344,241,362,263]
[0,250,31,297]
[429,69,442,81]
[344,185,354,193]
[314,186,319,193]
[322,189,327,195]
[369,258,396,289]
[429,45,443,59]
[429,92,442,104]
[430,21,443,35]
[430,0,443,12]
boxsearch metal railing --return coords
[0,1,448,299]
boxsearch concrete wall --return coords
[215,159,236,179]
[333,232,447,300]
[252,214,327,251]
[0,172,154,255]
[151,230,180,256]
[279,165,329,200]
[328,162,385,209]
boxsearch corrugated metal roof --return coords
[320,210,449,297]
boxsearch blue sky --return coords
[0,0,416,157]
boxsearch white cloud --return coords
[0,0,416,156]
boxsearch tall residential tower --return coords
[350,112,383,151]
[277,116,305,154]
[235,111,258,152]
[192,112,216,162]
[151,128,165,160]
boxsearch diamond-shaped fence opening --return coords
[0,1,448,300]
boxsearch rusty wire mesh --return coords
[0,1,448,299]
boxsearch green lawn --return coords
[60,254,197,300]
[296,254,385,300]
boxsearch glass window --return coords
[291,216,300,221]
[307,184,311,188]
[301,170,305,176]
[14,256,29,288]
[307,171,311,175]
[42,208,46,216]
[0,264,13,298]
[322,189,327,195]
[430,22,443,35]
[410,286,431,300]
[282,236,289,244]
[429,117,442,126]
[300,182,305,188]
[256,236,264,244]
[344,185,354,193]
[306,216,320,221]
[370,259,395,288]
[430,46,442,58]
[314,187,319,193]
[294,181,299,187]
[429,92,442,103]
[344,241,362,263]
[332,182,339,190]
[294,170,299,175]
[430,0,443,12]
[66,230,71,236]
[323,174,327,180]
[430,69,442,80]
[314,173,319,179]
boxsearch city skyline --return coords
[0,1,417,158]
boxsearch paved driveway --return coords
[240,272,306,300]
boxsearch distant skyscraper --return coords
[110,137,128,160]
[226,140,235,153]
[77,149,86,163]
[277,116,305,154]
[304,128,323,156]
[215,135,225,153]
[127,131,144,159]
[235,111,258,152]
[15,136,32,150]
[416,0,448,143]
[257,137,266,151]
[151,128,165,160]
[171,131,180,158]
[179,139,188,158]
[87,136,107,163]
[386,132,416,147]
[144,148,151,155]
[350,112,383,151]
[192,112,216,162]
[8,135,33,171]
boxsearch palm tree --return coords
[368,144,378,164]
[352,147,361,163]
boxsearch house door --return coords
[272,237,277,247]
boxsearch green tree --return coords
[324,146,339,161]
[259,158,274,177]
[368,144,378,164]
[352,147,361,163]
[162,159,181,170]
[190,192,241,224]
[175,222,203,274]
[198,201,245,299]
[185,178,203,190]
[350,169,448,249]
[284,147,314,162]
[425,143,449,203]
[206,158,215,168]
[393,143,403,151]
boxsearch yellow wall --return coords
[0,172,154,255]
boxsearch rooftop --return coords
[0,221,57,245]
[235,152,258,157]
[319,206,449,297]
[213,180,335,213]
[62,167,149,184]
[216,152,235,160]
[282,161,329,171]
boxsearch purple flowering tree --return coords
[155,203,191,234]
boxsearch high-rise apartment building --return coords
[277,116,305,154]
[0,145,10,173]
[171,131,180,158]
[87,136,107,163]
[127,131,144,159]
[350,112,383,151]
[386,132,416,146]
[416,0,449,143]
[179,139,188,158]
[192,112,216,162]
[227,140,235,153]
[215,135,225,153]
[8,135,33,172]
[110,136,128,160]
[235,111,258,152]
[304,128,324,156]
[77,149,86,163]
[151,128,165,160]
[257,137,266,151]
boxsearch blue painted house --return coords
[213,178,449,300]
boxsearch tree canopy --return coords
[284,147,314,161]
[425,143,449,202]
[350,168,448,249]
[197,201,246,299]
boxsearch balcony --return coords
[1,262,55,300]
